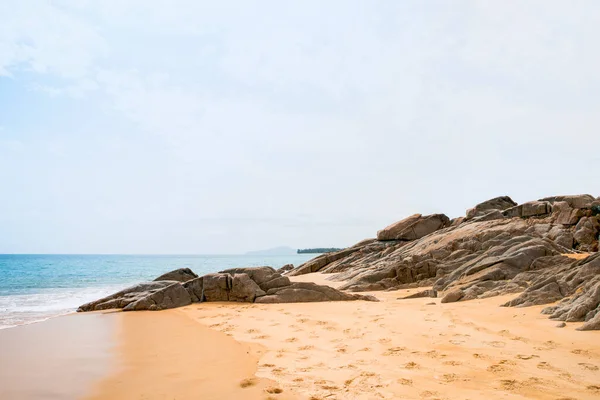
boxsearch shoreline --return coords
[0,312,116,400]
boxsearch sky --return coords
[1,1,599,254]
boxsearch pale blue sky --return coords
[1,1,599,254]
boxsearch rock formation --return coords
[78,266,376,312]
[289,193,600,330]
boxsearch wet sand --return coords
[0,313,115,400]
[85,307,298,400]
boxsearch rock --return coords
[255,282,378,303]
[77,281,176,311]
[202,273,232,301]
[539,194,595,209]
[230,273,266,302]
[574,216,600,251]
[556,322,566,328]
[469,210,505,223]
[441,289,464,303]
[398,289,437,300]
[552,201,578,225]
[522,201,552,217]
[465,196,517,220]
[183,277,204,302]
[449,217,465,227]
[377,214,449,241]
[220,267,290,291]
[289,246,365,276]
[123,282,192,311]
[277,264,294,274]
[154,268,198,282]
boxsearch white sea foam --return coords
[0,284,131,329]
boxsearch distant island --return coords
[297,248,342,254]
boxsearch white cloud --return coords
[1,1,600,253]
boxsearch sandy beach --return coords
[2,272,600,399]
[0,313,115,400]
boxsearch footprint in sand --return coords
[297,318,309,323]
[515,354,539,360]
[245,328,259,334]
[578,362,599,371]
[285,337,298,343]
[383,347,406,356]
[534,341,558,351]
[571,349,591,356]
[298,345,314,351]
[239,378,257,388]
[483,341,506,348]
[449,339,464,345]
[499,379,520,390]
[442,373,463,383]
[358,347,371,352]
[378,338,391,344]
[587,385,600,393]
[420,390,440,398]
[397,378,413,386]
[442,360,462,366]
[405,361,420,369]
[488,364,508,373]
[336,345,348,353]
[252,334,270,340]
[265,386,284,394]
[271,367,286,375]
[537,362,555,370]
[425,350,446,359]
[260,363,275,368]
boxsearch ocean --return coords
[0,253,316,329]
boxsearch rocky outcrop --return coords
[377,214,449,241]
[289,193,600,330]
[154,267,198,282]
[78,266,376,312]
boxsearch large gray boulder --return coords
[123,282,192,311]
[230,273,266,302]
[377,214,449,241]
[77,281,175,312]
[255,282,377,303]
[202,273,232,301]
[154,268,198,282]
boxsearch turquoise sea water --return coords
[0,254,316,329]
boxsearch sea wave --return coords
[0,284,131,329]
